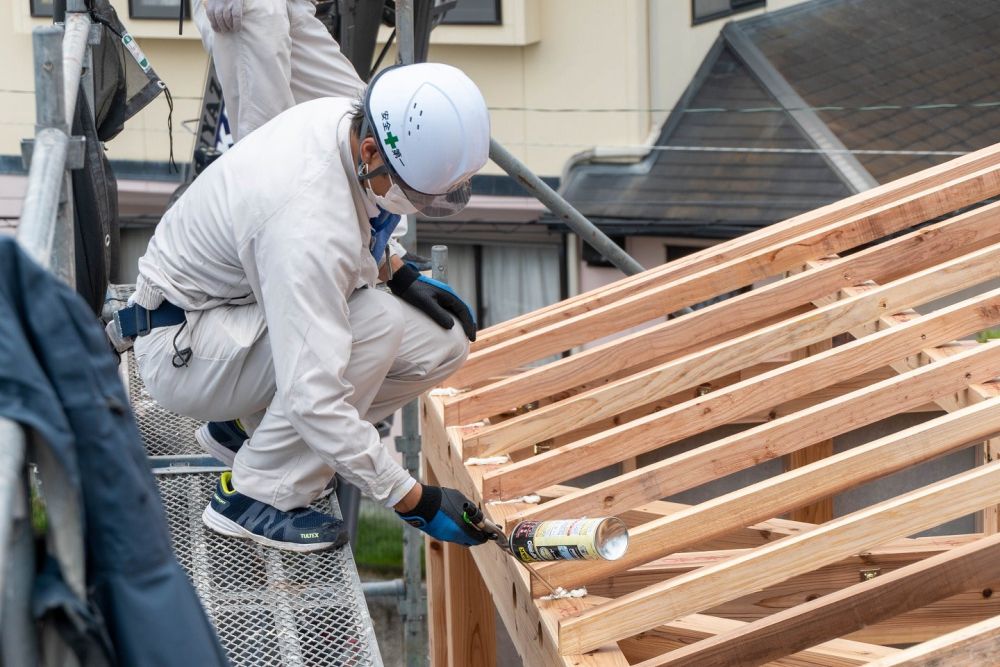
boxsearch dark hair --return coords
[350,96,366,140]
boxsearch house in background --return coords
[1,0,817,327]
[559,0,1000,298]
[10,1,995,329]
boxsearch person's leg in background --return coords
[192,0,297,141]
[286,0,366,102]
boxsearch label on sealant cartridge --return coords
[121,33,151,72]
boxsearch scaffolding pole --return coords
[488,139,645,276]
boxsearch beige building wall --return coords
[0,0,636,178]
[3,0,812,177]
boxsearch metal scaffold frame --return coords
[1,1,93,663]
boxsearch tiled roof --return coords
[557,0,1000,240]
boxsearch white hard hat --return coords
[363,63,490,217]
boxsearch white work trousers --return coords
[193,0,365,142]
[135,288,468,510]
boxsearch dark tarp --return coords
[67,0,169,312]
[0,238,228,666]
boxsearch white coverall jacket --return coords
[132,97,469,510]
[192,0,411,257]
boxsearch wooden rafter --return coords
[864,615,1000,667]
[532,396,1000,593]
[422,143,1000,667]
[643,532,1000,666]
[490,287,1000,506]
[472,240,1000,472]
[453,161,1000,387]
[559,461,1000,654]
[451,200,1000,427]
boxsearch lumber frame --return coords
[579,598,897,667]
[450,201,1000,426]
[644,532,1000,667]
[471,144,1000,352]
[421,397,630,667]
[453,163,1000,388]
[785,338,835,523]
[558,461,1000,654]
[422,146,1000,667]
[533,396,1000,593]
[863,615,1000,667]
[471,241,1000,467]
[493,336,1000,511]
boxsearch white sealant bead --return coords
[428,387,463,397]
[465,455,511,466]
[540,587,588,601]
[487,494,541,505]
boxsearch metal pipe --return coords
[1,490,38,667]
[32,432,87,602]
[361,579,406,599]
[0,419,27,622]
[33,26,67,133]
[431,245,448,284]
[395,0,415,65]
[62,12,91,123]
[17,128,70,274]
[489,138,646,277]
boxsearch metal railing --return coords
[2,1,94,663]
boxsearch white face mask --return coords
[366,179,419,215]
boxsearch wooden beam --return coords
[421,398,630,667]
[449,201,1000,424]
[863,614,1000,667]
[452,163,1000,387]
[557,460,1000,655]
[442,540,497,667]
[620,624,894,667]
[644,533,1000,666]
[424,466,450,667]
[471,242,1000,466]
[494,282,1000,507]
[582,603,898,667]
[471,144,1000,352]
[494,336,1000,517]
[589,545,1000,645]
[536,397,1000,593]
[785,338,835,523]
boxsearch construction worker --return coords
[114,62,490,551]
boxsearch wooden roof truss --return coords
[422,145,1000,667]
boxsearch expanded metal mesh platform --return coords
[115,332,384,667]
[128,352,204,457]
[156,471,381,667]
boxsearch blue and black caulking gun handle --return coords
[463,502,560,595]
[462,502,509,551]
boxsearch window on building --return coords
[692,0,764,25]
[441,0,502,25]
[30,0,53,17]
[130,0,190,20]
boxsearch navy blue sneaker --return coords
[196,421,336,496]
[195,420,247,466]
[202,472,349,552]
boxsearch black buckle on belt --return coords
[134,305,153,337]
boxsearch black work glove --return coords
[395,485,489,546]
[388,263,477,342]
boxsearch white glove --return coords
[206,0,243,32]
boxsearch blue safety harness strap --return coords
[114,301,186,340]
